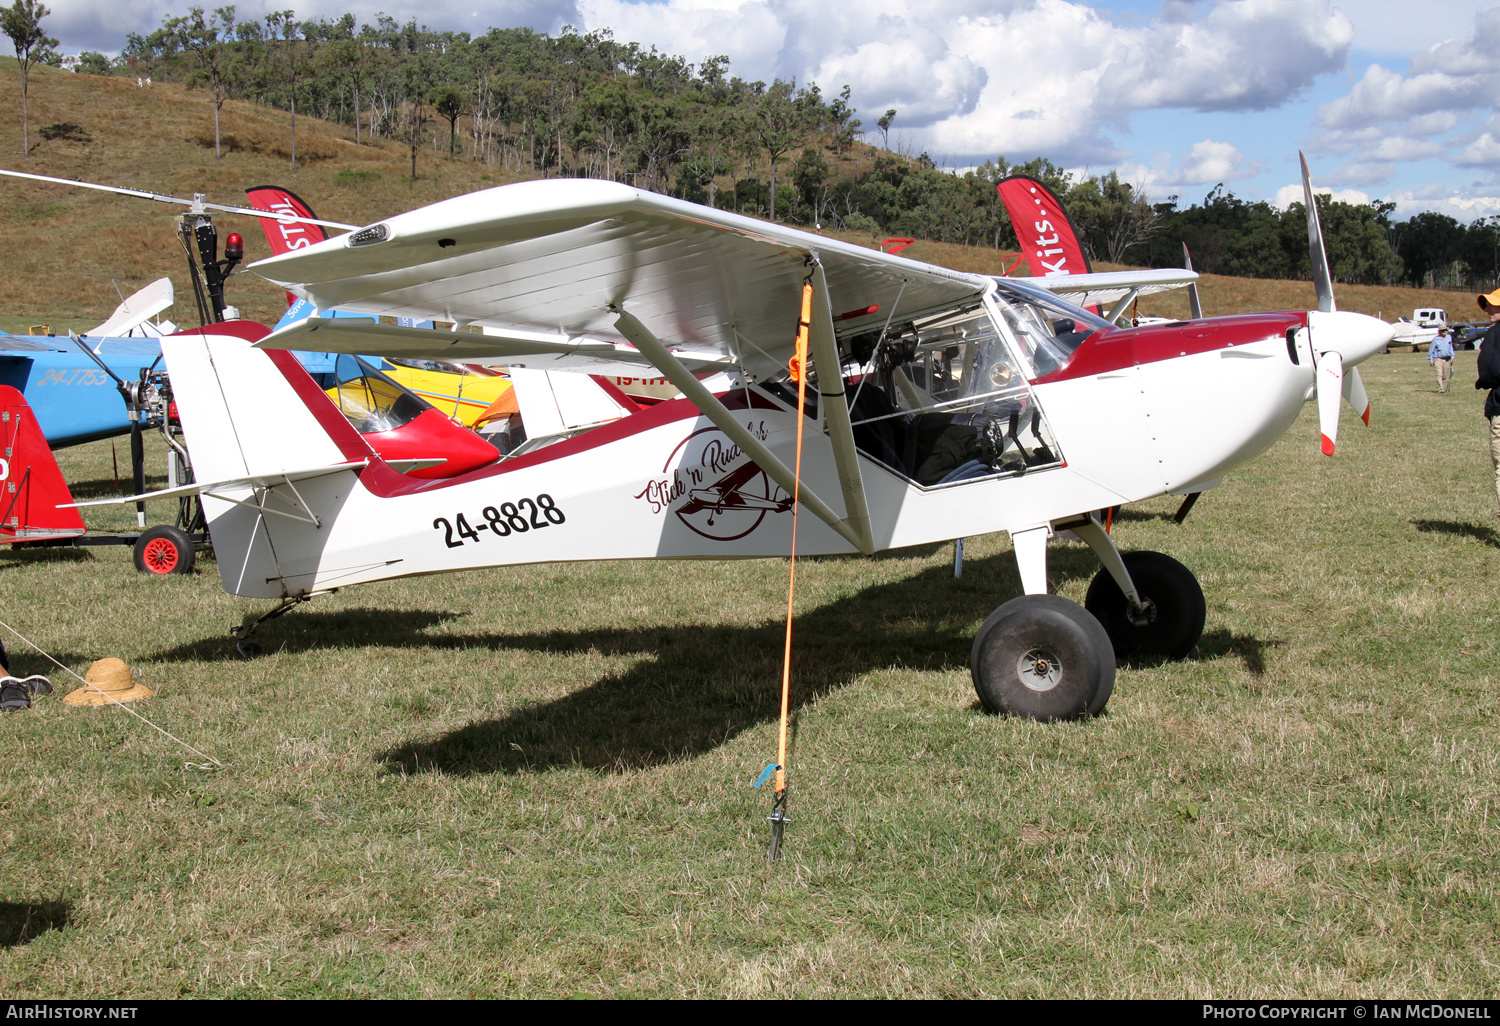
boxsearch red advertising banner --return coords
[245,185,329,305]
[996,176,1092,280]
[244,185,329,256]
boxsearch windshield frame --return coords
[990,277,1117,333]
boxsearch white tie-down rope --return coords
[0,618,223,768]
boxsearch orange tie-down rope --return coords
[757,275,813,864]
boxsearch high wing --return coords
[1019,268,1199,322]
[249,179,987,381]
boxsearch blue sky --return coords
[40,0,1500,222]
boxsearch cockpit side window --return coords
[844,305,1063,488]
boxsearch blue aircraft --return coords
[0,331,165,447]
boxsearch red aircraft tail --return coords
[0,386,85,544]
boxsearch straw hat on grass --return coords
[63,658,154,706]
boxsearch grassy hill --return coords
[0,58,1476,333]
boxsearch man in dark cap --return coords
[1473,290,1500,516]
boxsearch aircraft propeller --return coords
[1298,151,1391,455]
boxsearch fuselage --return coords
[177,297,1336,600]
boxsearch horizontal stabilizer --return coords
[63,459,369,509]
[385,457,448,472]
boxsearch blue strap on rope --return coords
[753,763,781,789]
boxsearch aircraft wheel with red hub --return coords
[970,595,1116,721]
[1084,551,1205,661]
[133,525,196,576]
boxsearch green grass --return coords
[2,350,1499,997]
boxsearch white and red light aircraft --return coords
[75,154,1392,721]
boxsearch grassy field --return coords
[1,347,1499,998]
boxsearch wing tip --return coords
[1321,434,1336,456]
[1360,405,1370,426]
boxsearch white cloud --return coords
[1117,140,1266,191]
[1316,64,1492,131]
[1382,187,1500,221]
[1307,7,1500,200]
[1454,133,1500,170]
[1272,184,1373,209]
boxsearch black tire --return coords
[970,594,1116,721]
[1084,551,1205,660]
[133,524,195,575]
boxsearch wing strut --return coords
[612,308,874,555]
[1103,288,1141,325]
[804,258,873,553]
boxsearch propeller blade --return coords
[1342,364,1370,426]
[1300,151,1336,314]
[1316,349,1344,455]
[1182,243,1203,319]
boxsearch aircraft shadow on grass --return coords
[0,901,70,948]
[141,549,1274,776]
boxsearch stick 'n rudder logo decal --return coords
[636,421,792,541]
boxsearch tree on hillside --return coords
[752,79,811,220]
[264,9,302,169]
[876,108,896,151]
[1067,171,1158,264]
[430,84,464,160]
[2,0,59,155]
[396,20,436,180]
[170,5,238,159]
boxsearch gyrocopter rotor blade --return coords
[1298,152,1394,455]
[0,168,356,232]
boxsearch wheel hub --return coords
[1015,648,1063,692]
[1126,597,1157,628]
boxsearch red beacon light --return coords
[224,232,244,262]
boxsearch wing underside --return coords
[250,180,986,380]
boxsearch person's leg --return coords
[1489,416,1500,515]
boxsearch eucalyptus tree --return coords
[262,9,304,169]
[752,79,816,220]
[2,0,59,154]
[169,5,238,158]
[430,83,464,159]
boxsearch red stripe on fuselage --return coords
[263,348,784,499]
[1032,313,1308,385]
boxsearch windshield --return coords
[327,354,430,433]
[991,278,1114,377]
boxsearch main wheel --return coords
[1084,551,1205,660]
[133,525,195,575]
[970,594,1116,721]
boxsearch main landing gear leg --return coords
[1074,518,1206,662]
[229,595,309,658]
[969,525,1116,721]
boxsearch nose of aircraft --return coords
[1308,310,1396,367]
[1307,310,1395,455]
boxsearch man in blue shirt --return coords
[1431,327,1456,392]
